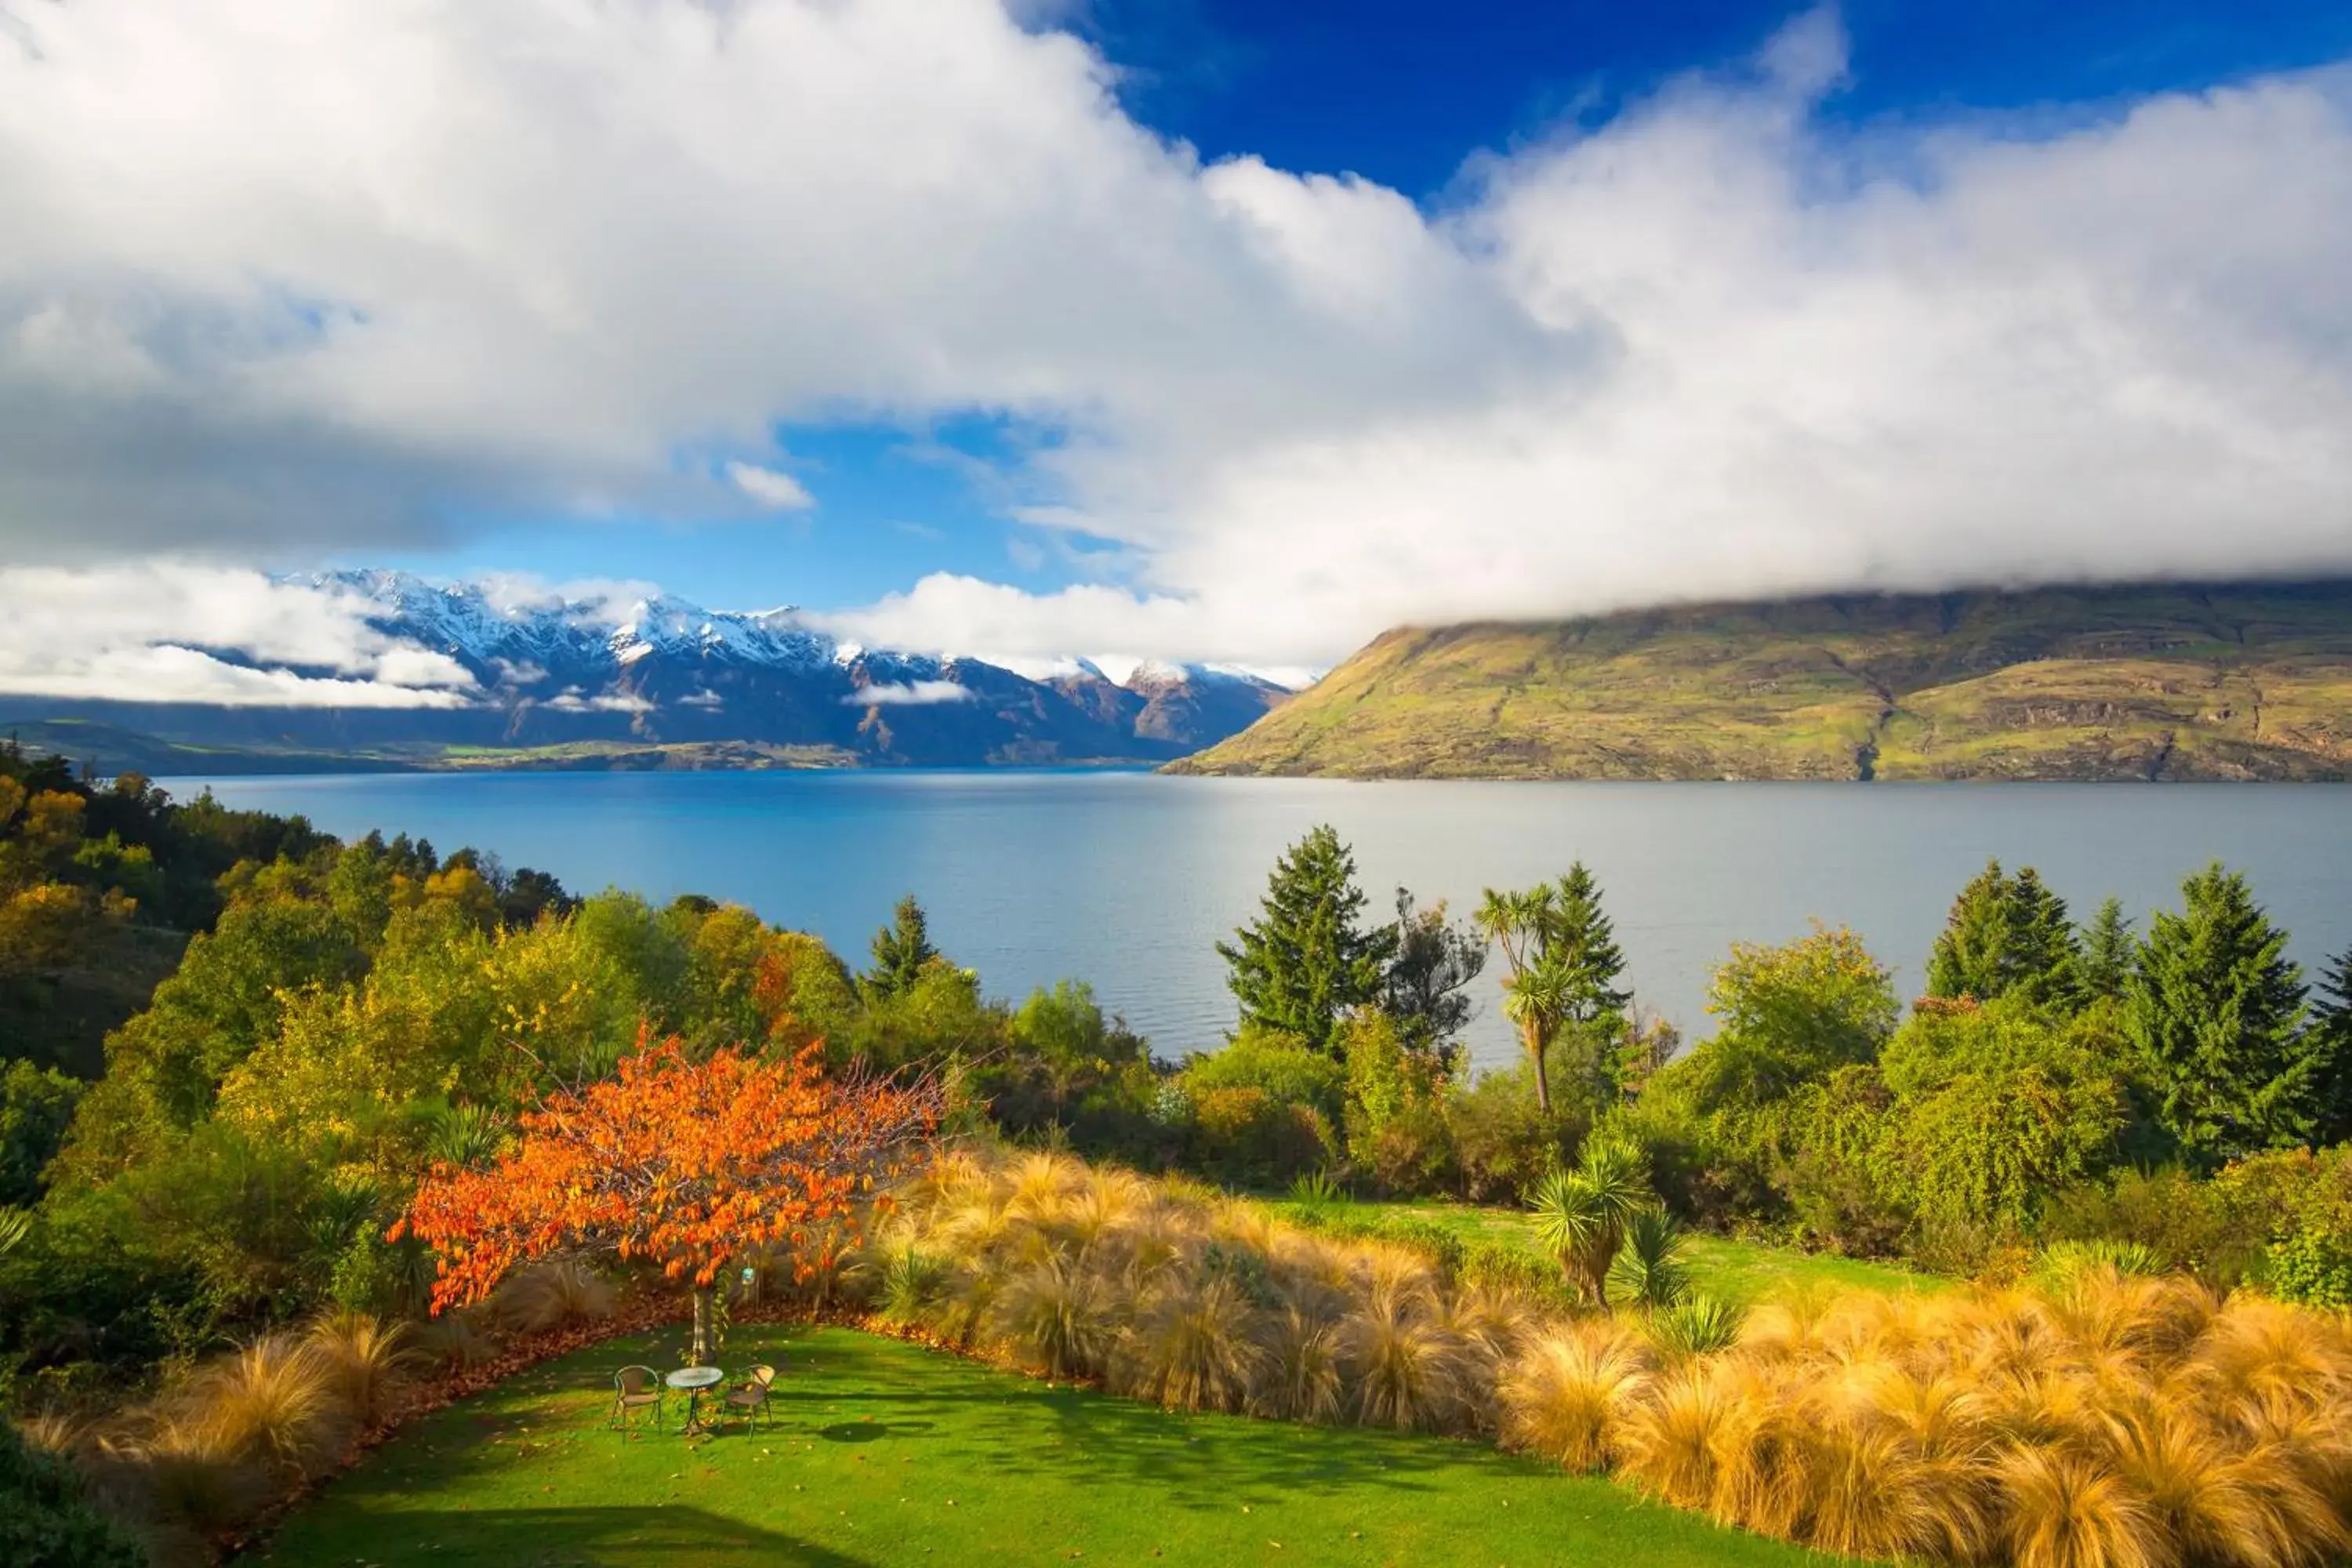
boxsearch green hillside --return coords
[1170,580,2352,781]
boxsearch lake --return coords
[158,771,2352,1072]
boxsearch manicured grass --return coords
[1350,1200,1944,1305]
[255,1324,1832,1568]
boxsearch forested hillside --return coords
[1174,580,2352,780]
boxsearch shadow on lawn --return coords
[763,1373,1531,1512]
[309,1505,876,1567]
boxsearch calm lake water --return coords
[160,771,2352,1073]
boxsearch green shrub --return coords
[1443,1069,1579,1204]
[1358,1102,1457,1196]
[1459,1239,1570,1305]
[1181,1029,1346,1127]
[0,1418,145,1568]
[1189,1087,1334,1189]
[1775,1066,1907,1256]
[2042,1164,2257,1289]
[2264,1229,2352,1309]
[0,1062,82,1209]
[2216,1145,2352,1308]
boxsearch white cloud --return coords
[539,688,653,714]
[846,680,975,706]
[0,3,2347,667]
[489,656,549,687]
[0,563,477,707]
[726,461,815,510]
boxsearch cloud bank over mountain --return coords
[2,1,2348,691]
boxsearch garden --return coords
[4,747,2352,1566]
[254,1321,1818,1568]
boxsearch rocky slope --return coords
[1170,581,2352,782]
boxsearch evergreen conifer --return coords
[1550,862,1633,1104]
[2310,946,2352,1146]
[1218,826,1397,1051]
[2124,862,2313,1163]
[865,893,939,1001]
[1925,859,2082,1007]
[2078,895,2136,1003]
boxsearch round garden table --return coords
[666,1365,725,1435]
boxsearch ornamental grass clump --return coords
[488,1260,615,1336]
[881,1149,2352,1568]
[179,1334,347,1478]
[305,1310,419,1428]
[1120,1274,1268,1412]
[1497,1321,1650,1472]
[1343,1275,1473,1432]
[990,1254,1120,1380]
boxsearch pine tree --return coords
[865,894,938,1001]
[1218,826,1397,1051]
[2310,946,2352,1146]
[2006,869,2083,1009]
[2124,862,2312,1163]
[1549,862,1633,1105]
[1926,861,2013,1001]
[1925,860,2082,1008]
[2078,895,2136,1003]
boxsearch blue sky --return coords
[358,0,2352,625]
[361,0,2352,618]
[7,0,2350,698]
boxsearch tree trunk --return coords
[690,1285,716,1366]
[1529,1025,1552,1115]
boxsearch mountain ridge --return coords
[3,570,1290,770]
[1168,579,2352,782]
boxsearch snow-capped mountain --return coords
[7,571,1292,768]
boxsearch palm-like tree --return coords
[1530,1134,1653,1308]
[1475,886,1553,974]
[1476,866,1631,1115]
[1501,953,1573,1114]
[1479,887,1560,1110]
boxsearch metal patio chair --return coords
[611,1364,664,1434]
[721,1363,778,1433]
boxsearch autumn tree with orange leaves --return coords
[399,1031,941,1363]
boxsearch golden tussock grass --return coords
[884,1151,2352,1568]
[176,1334,347,1477]
[53,1308,458,1558]
[1497,1321,1649,1472]
[488,1259,615,1336]
[305,1310,419,1428]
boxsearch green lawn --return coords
[1349,1201,1944,1305]
[255,1323,1835,1568]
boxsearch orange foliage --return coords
[397,1030,939,1312]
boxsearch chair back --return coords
[750,1363,777,1390]
[615,1364,659,1395]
